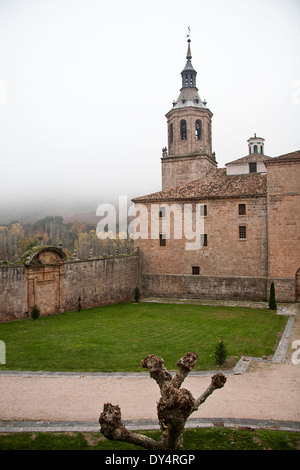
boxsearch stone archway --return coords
[25,247,66,316]
[296,269,300,303]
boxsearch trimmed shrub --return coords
[31,305,40,320]
[269,282,277,310]
[134,287,140,302]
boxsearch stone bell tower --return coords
[161,39,217,190]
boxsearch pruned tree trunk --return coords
[99,352,226,450]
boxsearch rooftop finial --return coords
[186,26,192,60]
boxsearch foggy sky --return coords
[0,0,299,222]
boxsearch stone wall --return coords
[141,273,267,301]
[63,255,140,311]
[266,154,300,302]
[0,254,140,322]
[0,265,27,321]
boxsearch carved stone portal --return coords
[25,247,66,316]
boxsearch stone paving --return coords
[0,300,299,434]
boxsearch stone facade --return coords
[266,153,300,302]
[133,40,300,303]
[134,186,270,301]
[135,196,268,278]
[134,152,300,303]
[161,154,216,190]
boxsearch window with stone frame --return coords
[159,234,166,246]
[159,207,165,218]
[201,234,208,247]
[238,203,246,216]
[200,204,207,217]
[249,162,257,173]
[239,225,247,239]
[192,266,200,275]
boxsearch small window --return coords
[239,226,247,239]
[192,266,200,275]
[201,234,208,247]
[195,119,202,140]
[159,234,166,246]
[239,204,246,216]
[254,145,258,154]
[180,120,187,140]
[200,204,207,216]
[249,162,257,173]
[169,123,173,144]
[159,207,165,218]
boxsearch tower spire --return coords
[186,26,192,60]
[181,35,197,89]
[186,38,192,60]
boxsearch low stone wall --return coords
[0,265,27,321]
[141,273,268,301]
[267,278,296,303]
[0,254,140,322]
[63,255,140,311]
[0,253,296,323]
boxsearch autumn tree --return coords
[99,352,226,450]
[0,223,24,261]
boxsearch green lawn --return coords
[0,428,299,450]
[0,302,287,372]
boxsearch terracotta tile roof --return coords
[225,154,272,166]
[133,168,267,203]
[265,150,300,164]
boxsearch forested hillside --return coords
[0,216,134,263]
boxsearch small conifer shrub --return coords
[214,339,228,366]
[78,296,82,312]
[269,282,277,310]
[31,305,40,320]
[134,287,140,302]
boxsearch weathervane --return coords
[186,26,191,40]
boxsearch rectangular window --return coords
[239,203,246,216]
[159,207,165,218]
[201,234,208,246]
[200,204,207,216]
[159,234,166,246]
[192,266,200,275]
[239,226,247,239]
[249,162,257,174]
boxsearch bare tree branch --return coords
[192,373,227,412]
[141,354,172,391]
[99,353,227,450]
[171,352,199,389]
[99,403,163,450]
